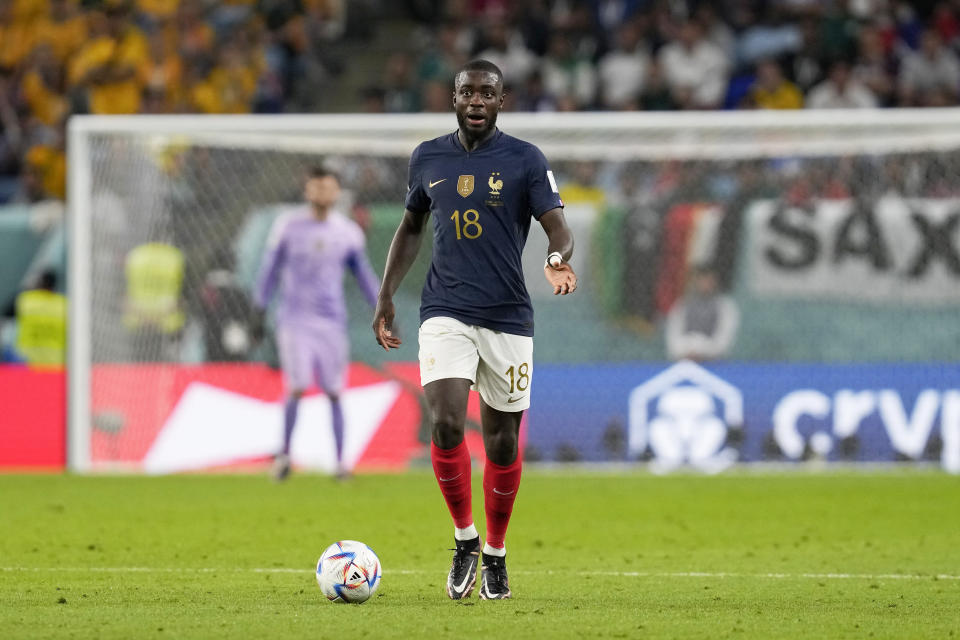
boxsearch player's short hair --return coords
[455,59,504,89]
[306,165,340,184]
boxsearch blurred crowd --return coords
[3,0,960,205]
[0,0,349,203]
[407,0,960,113]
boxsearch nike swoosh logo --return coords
[429,179,447,188]
[506,396,525,404]
[438,473,462,482]
[452,563,475,593]
[492,488,515,496]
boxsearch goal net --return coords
[69,111,960,474]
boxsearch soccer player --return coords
[372,59,578,600]
[254,166,380,481]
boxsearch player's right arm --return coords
[372,208,430,350]
[251,214,289,341]
[374,144,431,350]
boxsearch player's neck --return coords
[311,205,331,220]
[457,127,496,152]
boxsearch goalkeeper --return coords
[254,167,380,480]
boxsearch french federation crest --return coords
[488,172,503,195]
[457,175,474,197]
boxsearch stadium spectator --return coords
[853,24,898,107]
[381,51,420,113]
[514,0,551,56]
[665,265,739,362]
[898,29,960,106]
[173,0,216,68]
[14,268,66,368]
[210,0,256,36]
[139,29,183,113]
[418,19,470,85]
[68,7,148,115]
[540,30,597,110]
[475,17,537,86]
[589,0,645,46]
[553,2,602,61]
[20,45,68,127]
[786,16,827,93]
[559,160,606,208]
[806,59,878,109]
[747,59,803,109]
[596,21,649,110]
[206,44,260,114]
[512,69,557,112]
[736,6,802,68]
[694,4,736,64]
[658,20,730,109]
[5,0,960,208]
[0,0,38,73]
[638,59,677,110]
[817,2,858,62]
[36,0,88,66]
[0,77,20,202]
[421,78,451,112]
[932,2,960,45]
[21,131,65,201]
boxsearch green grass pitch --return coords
[1,470,958,639]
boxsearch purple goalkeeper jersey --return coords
[254,207,380,327]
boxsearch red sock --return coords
[431,441,474,529]
[483,456,522,550]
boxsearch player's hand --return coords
[372,298,402,350]
[544,262,578,295]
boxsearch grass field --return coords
[1,470,958,639]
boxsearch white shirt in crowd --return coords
[899,48,960,97]
[658,39,730,107]
[806,78,878,109]
[597,48,649,108]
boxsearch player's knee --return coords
[484,430,519,465]
[430,413,465,448]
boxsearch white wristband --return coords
[545,252,563,269]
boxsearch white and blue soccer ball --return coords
[316,540,382,604]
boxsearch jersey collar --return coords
[452,128,502,153]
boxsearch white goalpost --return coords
[68,110,960,473]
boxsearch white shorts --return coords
[418,316,533,412]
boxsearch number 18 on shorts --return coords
[418,316,533,412]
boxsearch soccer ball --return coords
[316,540,382,604]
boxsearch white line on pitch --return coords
[2,567,958,581]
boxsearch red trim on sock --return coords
[431,441,474,529]
[483,456,522,549]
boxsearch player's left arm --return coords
[539,208,577,296]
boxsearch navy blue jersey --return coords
[405,129,563,337]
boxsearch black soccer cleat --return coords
[478,552,511,600]
[446,537,480,600]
